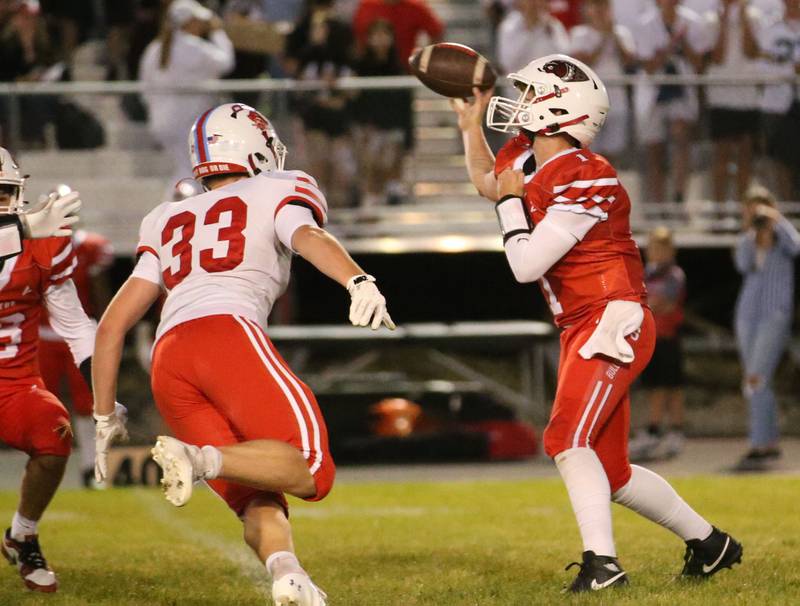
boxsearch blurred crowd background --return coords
[0,0,799,207]
[0,0,798,481]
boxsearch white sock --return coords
[199,445,222,480]
[555,447,617,557]
[612,465,713,542]
[266,550,304,580]
[73,414,96,472]
[11,512,37,541]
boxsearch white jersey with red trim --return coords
[136,170,327,341]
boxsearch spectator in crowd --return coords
[222,0,272,107]
[285,0,356,207]
[102,0,136,81]
[139,0,234,195]
[634,0,713,204]
[733,185,800,471]
[758,0,800,202]
[549,0,584,28]
[629,227,687,462]
[483,0,515,54]
[353,0,443,67]
[707,0,762,204]
[612,0,655,33]
[39,0,94,79]
[496,0,570,74]
[0,0,58,146]
[352,19,412,207]
[570,0,636,162]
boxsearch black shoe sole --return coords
[683,542,743,580]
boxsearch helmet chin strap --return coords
[535,113,590,147]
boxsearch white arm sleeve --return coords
[131,251,162,285]
[503,209,599,283]
[43,280,96,365]
[275,204,319,252]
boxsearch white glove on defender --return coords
[21,191,82,238]
[347,274,395,330]
[94,402,129,483]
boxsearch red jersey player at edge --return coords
[0,147,102,593]
[92,103,394,606]
[450,54,741,592]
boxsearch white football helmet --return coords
[0,147,27,214]
[487,54,609,147]
[188,102,287,182]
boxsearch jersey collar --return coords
[537,147,580,172]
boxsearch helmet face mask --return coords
[486,54,609,148]
[189,103,288,183]
[0,147,26,215]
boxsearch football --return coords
[409,43,497,98]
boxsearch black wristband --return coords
[79,357,92,392]
[502,228,532,244]
[495,195,532,241]
[496,194,523,205]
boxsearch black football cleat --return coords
[681,527,743,579]
[564,550,629,593]
[1,528,58,592]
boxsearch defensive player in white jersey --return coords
[92,103,394,606]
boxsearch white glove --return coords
[94,402,129,483]
[346,274,396,330]
[20,191,82,239]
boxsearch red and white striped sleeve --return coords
[48,237,78,286]
[274,171,328,227]
[547,164,619,221]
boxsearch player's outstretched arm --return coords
[93,276,160,481]
[451,87,499,201]
[291,225,395,330]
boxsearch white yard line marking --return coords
[133,490,269,596]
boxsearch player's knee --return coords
[542,425,569,459]
[29,453,69,474]
[743,374,766,397]
[607,464,632,493]
[29,410,72,457]
[306,459,336,502]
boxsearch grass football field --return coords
[0,475,798,605]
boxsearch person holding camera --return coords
[733,186,800,471]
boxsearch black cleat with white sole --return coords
[565,550,629,593]
[681,527,743,578]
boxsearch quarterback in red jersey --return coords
[39,186,115,487]
[0,149,99,593]
[452,55,741,591]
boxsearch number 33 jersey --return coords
[495,142,647,328]
[135,171,327,341]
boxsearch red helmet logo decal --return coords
[230,104,271,144]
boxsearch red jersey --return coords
[495,144,647,327]
[0,237,76,381]
[353,0,444,68]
